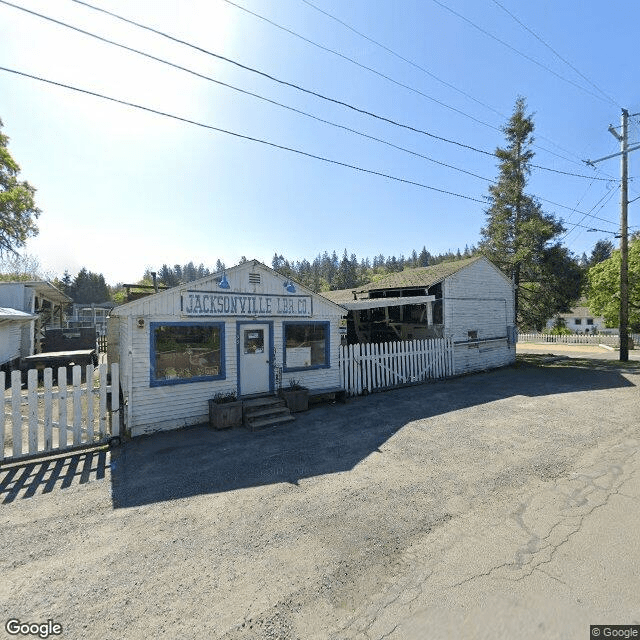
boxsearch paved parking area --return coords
[2,355,639,639]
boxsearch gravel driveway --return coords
[2,355,639,639]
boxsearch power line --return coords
[300,0,504,120]
[4,64,623,234]
[431,0,612,105]
[560,185,620,243]
[491,0,620,108]
[299,0,595,171]
[222,0,595,168]
[2,0,613,191]
[0,65,490,204]
[62,0,614,180]
[66,0,501,155]
[220,0,505,133]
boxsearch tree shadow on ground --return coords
[106,359,636,509]
[0,449,108,504]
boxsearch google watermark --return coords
[5,619,62,638]
[591,626,640,638]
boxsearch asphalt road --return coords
[2,353,639,640]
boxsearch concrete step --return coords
[246,413,296,431]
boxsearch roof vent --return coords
[249,272,261,285]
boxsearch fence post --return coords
[0,371,5,461]
[58,366,67,449]
[28,368,38,455]
[11,369,22,458]
[43,368,53,451]
[86,364,95,441]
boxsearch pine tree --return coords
[480,97,580,328]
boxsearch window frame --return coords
[282,321,330,372]
[150,321,226,387]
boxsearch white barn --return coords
[108,260,346,437]
[324,256,516,375]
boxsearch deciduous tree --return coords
[0,118,40,256]
[587,237,640,332]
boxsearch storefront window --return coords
[151,323,224,385]
[283,322,329,370]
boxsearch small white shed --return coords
[108,260,346,437]
[0,307,37,368]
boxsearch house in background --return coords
[0,281,71,368]
[323,256,516,375]
[546,302,614,334]
[66,301,116,336]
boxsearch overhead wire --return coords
[0,0,593,184]
[431,0,612,105]
[490,0,620,108]
[1,1,625,232]
[300,0,504,119]
[0,66,490,204]
[299,0,596,173]
[64,0,615,183]
[2,63,628,236]
[219,0,505,133]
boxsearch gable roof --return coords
[113,259,346,315]
[323,256,492,304]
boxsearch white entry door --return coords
[239,324,271,396]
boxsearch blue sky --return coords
[1,0,638,284]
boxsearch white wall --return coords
[0,323,22,366]
[443,258,516,374]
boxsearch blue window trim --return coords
[236,320,275,396]
[282,320,330,372]
[150,321,226,387]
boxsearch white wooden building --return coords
[107,260,346,437]
[0,307,36,369]
[0,281,71,367]
[324,256,516,375]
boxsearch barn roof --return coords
[323,256,487,304]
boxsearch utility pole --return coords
[586,109,640,362]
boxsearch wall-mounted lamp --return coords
[218,273,230,289]
[283,280,296,293]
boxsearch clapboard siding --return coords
[443,258,516,373]
[111,261,346,436]
[0,323,22,365]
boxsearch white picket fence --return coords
[339,337,454,397]
[1,363,119,463]
[518,333,639,346]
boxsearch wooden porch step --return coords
[246,413,296,432]
[243,395,295,431]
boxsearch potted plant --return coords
[279,379,309,413]
[208,391,243,429]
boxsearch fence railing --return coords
[339,337,454,397]
[518,333,639,346]
[1,363,119,463]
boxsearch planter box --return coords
[279,388,309,413]
[208,399,244,429]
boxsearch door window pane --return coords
[244,329,264,354]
